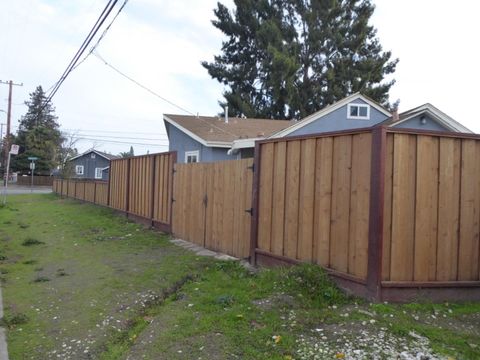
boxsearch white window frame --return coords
[347,103,370,120]
[91,153,96,159]
[185,150,200,163]
[94,167,103,179]
[75,165,84,175]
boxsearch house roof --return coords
[268,93,392,138]
[164,114,292,148]
[68,149,120,162]
[380,103,472,133]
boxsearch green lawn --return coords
[0,194,479,359]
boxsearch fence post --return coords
[150,155,157,226]
[168,152,177,228]
[249,141,262,265]
[366,126,387,301]
[93,181,97,204]
[107,163,112,207]
[125,158,131,217]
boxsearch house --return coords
[163,114,291,163]
[165,93,472,162]
[67,149,119,180]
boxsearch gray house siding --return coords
[167,123,235,163]
[71,153,110,180]
[392,114,449,132]
[289,99,389,137]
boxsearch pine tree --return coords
[11,86,63,175]
[203,0,398,119]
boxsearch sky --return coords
[0,0,479,156]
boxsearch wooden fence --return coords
[52,128,480,301]
[172,159,253,259]
[17,175,54,186]
[251,127,480,301]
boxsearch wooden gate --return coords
[172,159,253,259]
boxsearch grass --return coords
[0,194,479,359]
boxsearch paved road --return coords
[1,185,52,195]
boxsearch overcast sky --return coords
[0,0,479,155]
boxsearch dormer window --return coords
[347,103,370,120]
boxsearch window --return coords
[347,103,370,120]
[91,153,96,159]
[75,165,84,175]
[95,167,103,179]
[185,150,200,163]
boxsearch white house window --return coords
[95,167,103,179]
[347,103,370,120]
[75,165,84,175]
[185,150,200,163]
[91,153,96,159]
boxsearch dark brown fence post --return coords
[125,158,131,217]
[249,141,262,265]
[168,152,177,229]
[366,126,387,301]
[94,181,97,204]
[150,155,156,226]
[107,163,112,207]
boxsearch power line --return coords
[62,128,168,136]
[43,0,119,106]
[62,132,169,142]
[72,136,168,147]
[93,51,196,115]
[73,0,129,71]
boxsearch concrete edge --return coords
[0,285,9,360]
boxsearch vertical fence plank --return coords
[284,140,301,259]
[330,135,353,273]
[414,136,439,281]
[390,134,417,281]
[437,138,461,281]
[349,133,372,279]
[271,142,286,256]
[258,143,274,252]
[314,137,333,267]
[297,138,316,261]
[458,140,480,280]
[382,134,394,281]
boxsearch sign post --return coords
[27,157,38,193]
[2,144,19,205]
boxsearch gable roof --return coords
[268,93,392,138]
[164,114,292,148]
[68,149,120,162]
[381,103,472,133]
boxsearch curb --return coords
[0,286,8,360]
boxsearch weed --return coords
[0,254,6,261]
[279,263,348,307]
[56,268,68,277]
[18,222,29,229]
[22,238,45,246]
[32,276,50,283]
[215,294,235,307]
[22,259,37,265]
[0,268,9,274]
[0,313,29,328]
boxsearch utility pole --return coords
[0,80,23,183]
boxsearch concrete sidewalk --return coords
[2,185,52,195]
[0,286,8,360]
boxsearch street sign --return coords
[10,144,19,155]
[30,162,35,170]
[27,156,38,161]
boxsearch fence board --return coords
[382,134,394,280]
[258,143,274,253]
[297,139,316,261]
[348,133,371,279]
[436,138,461,281]
[84,182,95,203]
[109,159,128,211]
[284,140,301,259]
[330,135,353,273]
[459,140,480,280]
[313,137,333,267]
[271,142,286,256]
[95,182,109,206]
[390,134,416,281]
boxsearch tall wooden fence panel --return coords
[172,159,253,259]
[383,131,480,283]
[128,155,154,219]
[95,182,109,206]
[153,153,175,226]
[255,131,372,281]
[109,159,129,212]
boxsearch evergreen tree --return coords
[11,86,63,175]
[203,0,398,119]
